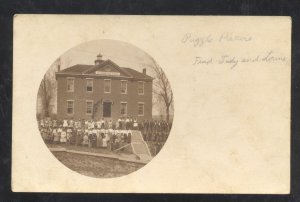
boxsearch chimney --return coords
[57,58,61,72]
[142,68,146,75]
[94,53,103,65]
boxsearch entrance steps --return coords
[130,130,152,162]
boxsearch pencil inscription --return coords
[192,51,287,69]
[181,32,252,48]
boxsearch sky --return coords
[58,39,157,77]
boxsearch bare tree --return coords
[37,58,61,119]
[38,75,53,118]
[148,59,173,123]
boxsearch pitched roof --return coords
[123,67,153,80]
[83,59,131,77]
[57,60,154,80]
[59,64,94,74]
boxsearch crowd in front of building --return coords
[38,117,172,156]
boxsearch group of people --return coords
[38,117,171,155]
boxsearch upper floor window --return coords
[66,100,74,114]
[67,78,74,92]
[86,78,93,92]
[138,81,144,95]
[104,79,111,93]
[121,80,127,94]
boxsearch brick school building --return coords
[55,53,153,121]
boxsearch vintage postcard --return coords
[12,15,291,193]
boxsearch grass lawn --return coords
[47,143,132,155]
[52,151,145,178]
[46,141,163,157]
[46,141,163,178]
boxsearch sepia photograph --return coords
[36,39,174,178]
[12,15,291,193]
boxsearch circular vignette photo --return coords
[36,39,174,178]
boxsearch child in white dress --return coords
[60,129,67,144]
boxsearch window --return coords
[86,79,93,92]
[120,102,127,115]
[67,78,74,92]
[138,81,144,95]
[67,100,74,114]
[138,102,144,116]
[121,80,127,94]
[104,79,111,93]
[86,101,93,115]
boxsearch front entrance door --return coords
[103,102,112,118]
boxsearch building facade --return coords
[56,54,153,121]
